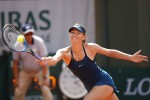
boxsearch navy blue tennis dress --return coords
[68,44,119,93]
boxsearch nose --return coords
[71,33,77,37]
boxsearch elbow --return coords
[107,49,115,57]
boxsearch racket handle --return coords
[34,53,41,60]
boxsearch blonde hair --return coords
[82,35,87,43]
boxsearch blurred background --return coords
[0,0,150,100]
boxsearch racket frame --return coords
[2,24,41,60]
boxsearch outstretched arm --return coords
[92,43,148,63]
[37,49,63,67]
[130,50,148,63]
[46,49,63,65]
[107,49,148,63]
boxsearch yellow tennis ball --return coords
[17,35,25,43]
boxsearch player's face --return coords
[69,29,86,44]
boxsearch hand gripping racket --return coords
[2,24,41,60]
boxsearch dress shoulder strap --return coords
[82,44,87,56]
[70,47,74,60]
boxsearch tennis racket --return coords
[2,24,41,60]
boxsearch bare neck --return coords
[71,43,83,53]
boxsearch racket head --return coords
[2,24,26,52]
[2,24,41,60]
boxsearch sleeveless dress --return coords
[68,45,119,93]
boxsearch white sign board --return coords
[0,0,95,53]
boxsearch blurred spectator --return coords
[12,24,53,100]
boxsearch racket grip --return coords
[34,53,41,60]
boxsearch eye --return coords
[78,32,81,34]
[69,31,82,35]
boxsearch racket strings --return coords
[3,25,25,51]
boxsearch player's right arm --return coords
[39,48,64,67]
[47,49,63,65]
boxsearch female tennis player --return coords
[38,23,148,100]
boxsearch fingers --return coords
[36,59,42,62]
[133,50,149,63]
[141,55,148,59]
[136,50,141,55]
[36,59,47,67]
[139,55,148,62]
[37,57,47,62]
[137,50,148,59]
[142,58,148,62]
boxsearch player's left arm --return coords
[91,43,148,63]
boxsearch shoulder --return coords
[56,46,70,54]
[84,43,100,48]
[84,43,103,54]
[33,35,44,43]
